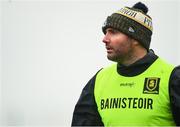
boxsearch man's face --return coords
[102,28,134,63]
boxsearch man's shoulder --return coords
[170,65,180,79]
[156,57,175,69]
[96,63,117,77]
[100,63,117,71]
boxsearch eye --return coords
[106,28,119,34]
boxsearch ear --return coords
[129,37,139,45]
[133,40,139,45]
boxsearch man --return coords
[71,2,180,126]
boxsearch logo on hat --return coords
[143,77,160,94]
[128,27,135,33]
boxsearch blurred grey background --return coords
[0,0,180,126]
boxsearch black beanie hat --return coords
[102,2,153,50]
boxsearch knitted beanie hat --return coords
[102,2,153,50]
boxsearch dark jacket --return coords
[71,52,180,126]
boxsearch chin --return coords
[107,56,118,62]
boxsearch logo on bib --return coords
[143,77,160,94]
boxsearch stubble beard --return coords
[107,49,134,64]
[107,51,124,63]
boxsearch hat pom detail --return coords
[132,2,148,14]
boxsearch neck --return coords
[118,48,147,66]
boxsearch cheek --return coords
[114,40,132,53]
[114,39,129,49]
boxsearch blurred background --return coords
[0,0,180,126]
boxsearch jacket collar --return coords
[117,50,158,76]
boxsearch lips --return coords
[106,46,113,53]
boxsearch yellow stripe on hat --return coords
[115,7,153,31]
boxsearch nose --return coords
[102,33,110,44]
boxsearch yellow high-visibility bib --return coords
[94,58,175,126]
